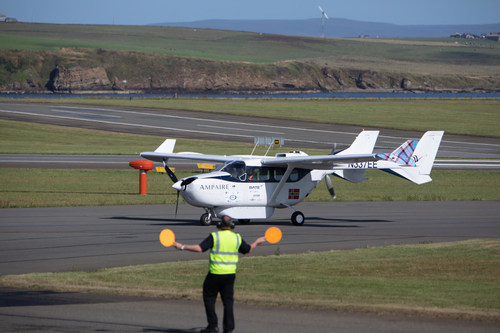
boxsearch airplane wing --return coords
[140,151,235,163]
[140,134,379,169]
[261,154,377,170]
[141,138,237,163]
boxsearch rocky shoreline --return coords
[1,49,499,95]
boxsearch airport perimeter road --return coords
[1,201,499,275]
[1,102,500,158]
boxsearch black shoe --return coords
[223,331,232,333]
[200,327,219,333]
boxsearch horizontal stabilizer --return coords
[333,169,368,183]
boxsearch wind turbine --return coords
[318,5,329,37]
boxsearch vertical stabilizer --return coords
[336,130,379,156]
[333,130,379,182]
[378,131,444,184]
[155,139,176,153]
[411,131,444,175]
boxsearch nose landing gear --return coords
[200,211,213,226]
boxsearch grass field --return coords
[1,168,499,208]
[2,239,499,321]
[1,23,499,75]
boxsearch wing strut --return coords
[269,164,296,206]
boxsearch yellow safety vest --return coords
[209,230,242,275]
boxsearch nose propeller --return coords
[173,177,197,217]
[181,177,197,187]
[164,164,178,183]
[162,162,183,217]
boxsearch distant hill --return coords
[153,18,500,38]
[1,23,499,94]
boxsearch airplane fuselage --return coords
[173,159,323,219]
[179,172,319,208]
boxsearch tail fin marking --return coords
[376,139,419,167]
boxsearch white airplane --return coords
[141,130,444,226]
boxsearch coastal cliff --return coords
[1,49,499,94]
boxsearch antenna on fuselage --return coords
[252,137,285,156]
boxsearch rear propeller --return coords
[325,174,336,200]
[325,143,338,200]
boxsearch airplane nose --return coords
[172,181,182,191]
[172,177,197,191]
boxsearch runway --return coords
[1,102,500,159]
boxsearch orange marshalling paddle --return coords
[159,229,175,247]
[265,227,282,244]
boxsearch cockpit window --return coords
[247,166,309,183]
[247,167,271,182]
[217,161,309,183]
[219,160,247,181]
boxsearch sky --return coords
[2,0,499,26]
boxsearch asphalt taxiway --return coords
[2,202,499,275]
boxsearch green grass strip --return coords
[1,168,499,208]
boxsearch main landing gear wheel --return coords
[291,211,305,226]
[238,219,250,225]
[200,213,212,226]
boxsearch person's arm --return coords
[248,236,266,253]
[173,234,212,253]
[173,242,202,252]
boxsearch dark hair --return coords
[219,215,234,229]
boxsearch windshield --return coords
[218,160,247,181]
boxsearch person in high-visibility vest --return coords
[174,215,266,333]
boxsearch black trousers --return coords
[203,273,236,331]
